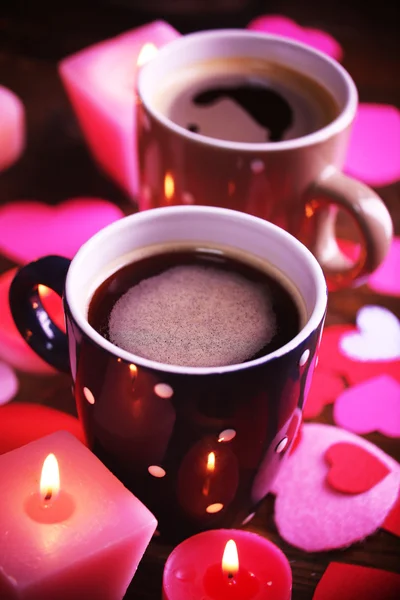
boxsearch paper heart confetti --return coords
[325,442,391,494]
[0,268,62,373]
[0,85,25,172]
[0,403,85,455]
[318,324,400,386]
[382,494,400,538]
[368,237,400,297]
[0,361,19,406]
[0,197,124,264]
[313,563,400,600]
[345,104,400,187]
[340,306,400,362]
[303,370,345,419]
[272,423,400,551]
[334,375,400,437]
[247,15,343,60]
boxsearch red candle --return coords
[163,529,292,600]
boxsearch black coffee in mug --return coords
[88,242,303,367]
[152,56,340,143]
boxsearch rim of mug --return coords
[66,206,327,376]
[137,29,358,152]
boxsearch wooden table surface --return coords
[0,1,399,598]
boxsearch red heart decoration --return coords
[313,562,400,600]
[382,494,400,538]
[325,442,391,494]
[304,369,345,419]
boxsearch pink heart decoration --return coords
[0,85,25,172]
[0,361,19,406]
[340,306,400,362]
[0,198,124,264]
[368,237,400,297]
[345,104,400,187]
[325,442,391,494]
[271,423,400,551]
[247,15,343,60]
[334,375,400,437]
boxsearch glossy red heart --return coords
[325,442,391,494]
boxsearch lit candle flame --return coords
[222,539,239,579]
[164,172,175,201]
[137,43,158,67]
[40,454,60,503]
[207,451,215,473]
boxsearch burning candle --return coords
[0,431,157,600]
[59,21,180,199]
[163,529,292,600]
[0,85,25,172]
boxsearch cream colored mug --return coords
[136,30,392,289]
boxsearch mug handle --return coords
[301,169,393,290]
[9,255,71,373]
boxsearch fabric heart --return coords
[345,104,400,187]
[313,563,400,600]
[0,361,18,406]
[272,423,400,551]
[303,369,345,419]
[334,375,400,437]
[325,442,391,494]
[318,324,400,385]
[382,494,400,538]
[0,197,124,264]
[368,237,400,297]
[340,306,400,362]
[0,403,85,455]
[0,268,61,373]
[247,15,343,60]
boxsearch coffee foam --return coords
[108,264,277,367]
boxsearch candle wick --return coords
[44,490,52,502]
[228,572,234,580]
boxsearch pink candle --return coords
[0,431,157,600]
[59,21,180,199]
[0,85,25,172]
[163,529,292,600]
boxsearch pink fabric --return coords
[368,237,400,297]
[0,198,123,264]
[272,423,400,551]
[345,104,400,187]
[247,15,343,60]
[0,85,25,172]
[334,375,400,437]
[0,362,18,406]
